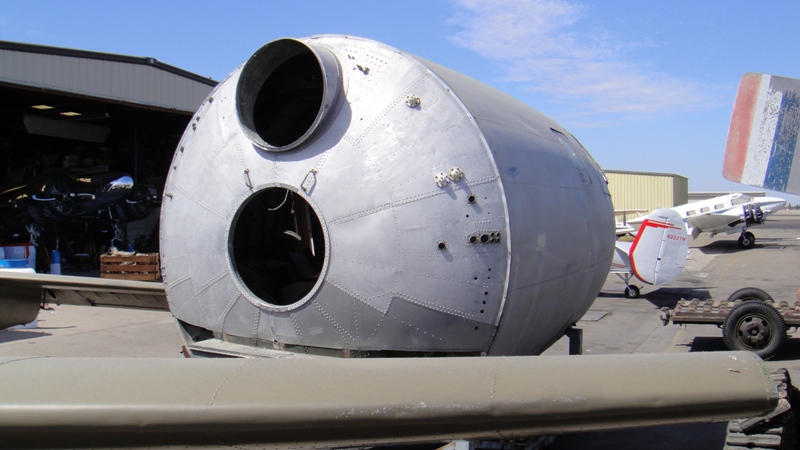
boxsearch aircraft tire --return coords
[624,285,640,299]
[723,300,786,359]
[738,231,756,249]
[727,287,774,303]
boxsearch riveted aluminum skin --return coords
[160,35,615,356]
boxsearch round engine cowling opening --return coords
[230,186,327,308]
[236,38,340,151]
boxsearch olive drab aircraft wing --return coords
[0,271,167,330]
[0,36,786,449]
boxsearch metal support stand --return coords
[565,327,583,355]
[111,221,127,248]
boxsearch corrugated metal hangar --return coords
[605,169,689,212]
[0,41,215,272]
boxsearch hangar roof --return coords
[0,40,216,114]
[604,169,688,181]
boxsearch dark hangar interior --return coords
[0,41,216,272]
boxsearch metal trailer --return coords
[661,288,800,449]
[661,287,800,359]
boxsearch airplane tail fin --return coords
[630,208,689,285]
[724,73,800,195]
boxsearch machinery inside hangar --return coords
[0,41,216,272]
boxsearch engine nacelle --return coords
[160,35,615,357]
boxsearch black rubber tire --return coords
[624,285,640,299]
[723,301,787,359]
[727,287,774,303]
[738,231,756,249]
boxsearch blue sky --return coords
[2,0,800,204]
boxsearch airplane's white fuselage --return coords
[628,193,785,239]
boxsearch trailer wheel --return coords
[727,287,774,303]
[723,301,787,359]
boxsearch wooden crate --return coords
[100,253,161,282]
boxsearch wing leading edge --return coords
[0,271,167,329]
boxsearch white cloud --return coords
[448,0,715,124]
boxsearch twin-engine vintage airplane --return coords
[0,170,156,246]
[626,192,785,249]
[0,36,787,448]
[612,190,785,297]
[611,208,689,298]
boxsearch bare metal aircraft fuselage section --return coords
[160,35,615,357]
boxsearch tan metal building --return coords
[605,170,689,213]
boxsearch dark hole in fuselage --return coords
[231,188,325,306]
[252,52,323,147]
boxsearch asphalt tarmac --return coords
[2,210,799,449]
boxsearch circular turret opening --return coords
[236,39,340,151]
[231,187,326,307]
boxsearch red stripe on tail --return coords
[724,73,761,182]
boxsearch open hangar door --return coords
[0,41,216,273]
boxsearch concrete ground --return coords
[0,305,182,358]
[1,210,799,449]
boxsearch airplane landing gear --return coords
[624,285,640,299]
[24,224,42,246]
[615,273,642,298]
[738,231,756,249]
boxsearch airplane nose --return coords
[767,200,786,212]
[109,176,134,191]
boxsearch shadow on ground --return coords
[641,288,713,309]
[692,239,740,255]
[549,421,727,450]
[0,330,52,343]
[686,335,800,362]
